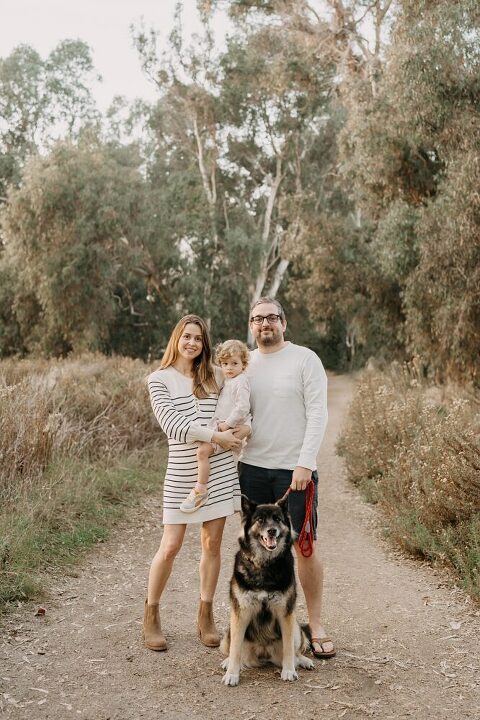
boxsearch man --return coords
[239,296,335,659]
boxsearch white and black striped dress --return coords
[148,366,242,524]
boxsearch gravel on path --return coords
[1,374,479,720]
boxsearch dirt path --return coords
[1,375,479,719]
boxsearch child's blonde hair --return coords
[215,339,250,369]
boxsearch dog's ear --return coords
[276,495,289,514]
[241,494,257,517]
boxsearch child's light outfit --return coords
[212,373,251,435]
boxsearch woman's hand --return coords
[232,424,251,441]
[213,429,242,451]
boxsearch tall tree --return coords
[220,23,331,301]
[134,13,228,328]
[0,139,156,355]
[135,4,337,344]
[216,0,398,355]
[0,41,100,197]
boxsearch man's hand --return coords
[290,466,312,492]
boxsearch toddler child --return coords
[180,339,250,513]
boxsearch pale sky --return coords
[1,1,231,111]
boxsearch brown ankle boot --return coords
[197,599,220,647]
[143,600,167,651]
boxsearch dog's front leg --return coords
[222,608,251,687]
[278,612,298,681]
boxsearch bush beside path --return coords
[1,375,479,719]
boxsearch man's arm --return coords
[290,352,328,491]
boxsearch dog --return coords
[221,494,314,686]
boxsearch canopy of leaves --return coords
[0,1,478,383]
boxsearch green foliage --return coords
[0,41,99,194]
[0,1,478,377]
[0,139,174,355]
[404,151,480,383]
[333,0,480,379]
[372,201,419,283]
[0,264,24,357]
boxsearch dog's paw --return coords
[220,657,229,671]
[222,671,240,686]
[280,667,298,682]
[297,655,315,670]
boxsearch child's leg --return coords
[196,442,215,490]
[180,442,214,514]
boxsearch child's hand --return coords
[217,421,231,432]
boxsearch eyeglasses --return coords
[250,314,281,325]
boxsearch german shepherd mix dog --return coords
[221,495,314,686]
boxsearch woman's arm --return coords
[148,376,214,444]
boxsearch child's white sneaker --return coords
[180,487,209,513]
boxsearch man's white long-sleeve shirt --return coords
[241,342,328,471]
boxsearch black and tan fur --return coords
[221,495,314,686]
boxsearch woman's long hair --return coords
[160,314,218,399]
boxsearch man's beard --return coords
[256,327,282,347]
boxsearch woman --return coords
[144,314,243,651]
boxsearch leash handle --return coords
[276,479,315,558]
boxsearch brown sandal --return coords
[310,636,336,659]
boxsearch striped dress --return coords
[148,366,242,524]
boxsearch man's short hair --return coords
[250,296,286,322]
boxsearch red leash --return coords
[276,480,315,558]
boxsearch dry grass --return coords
[338,362,480,601]
[0,353,159,505]
[0,354,165,609]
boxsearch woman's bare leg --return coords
[199,516,226,600]
[147,524,187,604]
[197,516,226,646]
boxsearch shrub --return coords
[338,363,480,600]
[0,353,159,505]
[0,354,165,609]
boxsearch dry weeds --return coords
[0,354,164,608]
[338,362,480,600]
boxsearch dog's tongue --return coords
[264,535,277,549]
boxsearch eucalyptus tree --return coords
[133,4,340,346]
[214,0,398,358]
[219,21,335,317]
[392,0,480,383]
[0,40,100,197]
[0,138,156,356]
[133,17,238,334]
